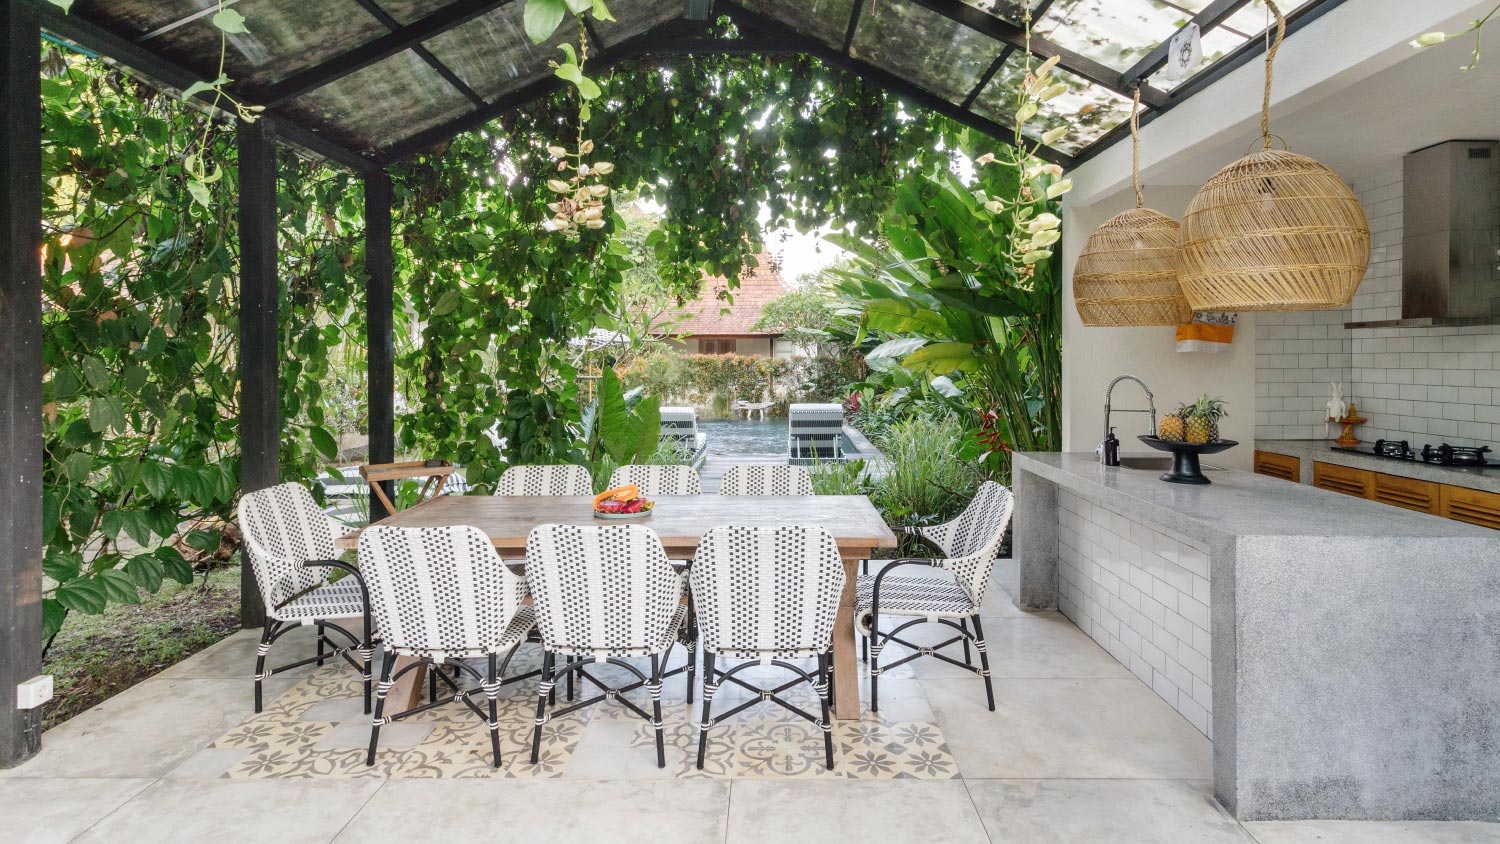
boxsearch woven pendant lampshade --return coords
[1074,89,1192,326]
[1177,2,1370,311]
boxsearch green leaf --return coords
[47,0,76,11]
[589,0,615,21]
[184,529,221,553]
[42,599,67,642]
[554,63,584,85]
[179,76,226,102]
[187,180,213,209]
[81,356,110,390]
[523,0,568,44]
[432,289,462,316]
[88,396,127,433]
[62,452,93,481]
[97,569,142,605]
[309,426,339,460]
[125,554,165,593]
[211,8,249,34]
[140,461,172,499]
[43,550,83,584]
[903,342,979,375]
[564,0,593,13]
[55,579,108,615]
[156,546,194,585]
[576,76,602,100]
[865,337,928,364]
[122,364,149,392]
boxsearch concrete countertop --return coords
[1012,451,1497,545]
[1255,438,1500,494]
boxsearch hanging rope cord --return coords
[1261,0,1287,149]
[1129,86,1143,208]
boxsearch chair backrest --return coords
[238,482,341,611]
[495,464,592,496]
[607,464,702,496]
[718,464,814,496]
[358,525,526,656]
[690,525,845,656]
[921,481,1014,607]
[788,403,844,458]
[525,524,683,656]
[659,407,698,446]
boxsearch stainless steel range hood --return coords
[1345,140,1500,329]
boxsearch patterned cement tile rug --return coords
[206,650,959,781]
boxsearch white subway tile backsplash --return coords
[1256,163,1500,446]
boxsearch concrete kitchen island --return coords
[1010,451,1500,821]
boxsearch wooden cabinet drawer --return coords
[1440,485,1500,530]
[1254,450,1301,482]
[1371,472,1440,514]
[1313,461,1373,499]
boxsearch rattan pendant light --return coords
[1074,88,1192,326]
[1177,1,1370,311]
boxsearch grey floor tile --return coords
[4,677,297,778]
[923,677,1212,779]
[0,777,154,844]
[70,779,382,844]
[727,779,990,844]
[873,613,1133,680]
[1244,820,1500,843]
[966,778,1253,843]
[156,628,323,681]
[331,779,728,843]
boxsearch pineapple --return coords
[1157,402,1193,442]
[1185,395,1228,444]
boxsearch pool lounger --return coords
[660,406,709,469]
[788,403,844,461]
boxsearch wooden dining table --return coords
[337,493,898,719]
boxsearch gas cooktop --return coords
[1335,439,1492,469]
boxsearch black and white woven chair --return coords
[494,464,593,496]
[857,481,1013,712]
[359,524,536,768]
[607,464,702,496]
[524,523,689,768]
[689,525,845,770]
[717,464,815,496]
[239,482,376,714]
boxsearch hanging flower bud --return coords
[547,145,568,158]
[546,179,570,193]
[975,152,997,166]
[592,162,615,175]
[1041,126,1069,145]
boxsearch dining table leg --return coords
[387,655,428,713]
[832,551,869,720]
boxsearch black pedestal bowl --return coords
[1137,436,1239,484]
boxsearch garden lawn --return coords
[41,565,242,731]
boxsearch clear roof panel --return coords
[71,0,221,36]
[850,0,1002,104]
[281,49,473,151]
[960,0,1050,25]
[381,0,465,26]
[973,51,1135,155]
[1037,0,1214,72]
[1148,0,1319,91]
[595,0,693,47]
[422,2,568,101]
[145,0,391,88]
[738,0,857,49]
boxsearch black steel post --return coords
[364,171,395,521]
[0,0,45,768]
[237,116,280,628]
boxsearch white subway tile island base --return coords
[1011,451,1500,822]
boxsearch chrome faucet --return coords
[1101,375,1156,465]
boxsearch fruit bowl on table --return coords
[1138,436,1239,485]
[592,485,655,519]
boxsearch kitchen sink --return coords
[1115,456,1221,471]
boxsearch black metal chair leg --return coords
[428,663,438,704]
[651,654,666,769]
[254,621,275,713]
[530,652,554,764]
[971,615,995,712]
[487,653,502,769]
[366,654,395,766]
[869,611,881,714]
[695,652,716,770]
[566,656,575,702]
[818,653,835,770]
[960,617,973,667]
[316,622,327,666]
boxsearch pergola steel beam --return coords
[31,1,378,175]
[380,8,1072,166]
[903,0,1168,108]
[1120,0,1252,89]
[348,0,487,107]
[364,172,396,522]
[841,0,865,53]
[0,0,45,769]
[236,116,280,629]
[259,0,511,107]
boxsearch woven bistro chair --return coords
[359,524,536,768]
[524,523,690,768]
[238,482,376,714]
[857,481,1014,712]
[494,464,593,496]
[607,464,702,497]
[717,464,815,496]
[689,525,845,770]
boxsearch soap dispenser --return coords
[1103,428,1120,467]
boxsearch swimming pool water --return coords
[698,419,788,454]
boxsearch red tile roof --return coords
[657,252,790,338]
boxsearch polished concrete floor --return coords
[4,567,1497,844]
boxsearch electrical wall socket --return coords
[17,675,54,710]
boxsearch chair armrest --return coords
[301,559,372,610]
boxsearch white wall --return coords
[1061,186,1257,469]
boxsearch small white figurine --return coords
[1326,382,1347,421]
